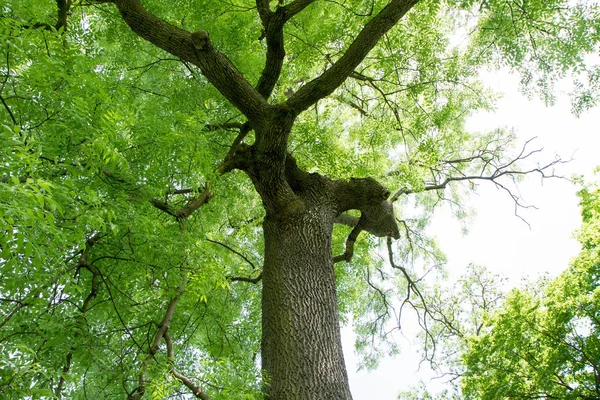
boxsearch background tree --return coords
[461,179,600,399]
[1,0,599,399]
[399,178,600,399]
[397,264,507,400]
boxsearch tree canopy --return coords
[1,0,600,399]
[462,179,600,399]
[398,178,600,399]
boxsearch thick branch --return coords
[254,0,317,98]
[287,0,420,113]
[106,0,268,121]
[334,177,391,213]
[256,7,285,98]
[334,213,360,228]
[282,0,318,22]
[150,126,253,221]
[55,0,71,31]
[20,0,72,31]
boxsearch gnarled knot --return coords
[359,200,400,239]
[191,30,210,50]
[349,177,390,206]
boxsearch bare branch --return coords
[387,237,438,360]
[205,238,262,283]
[390,138,569,224]
[229,273,262,284]
[205,238,257,271]
[0,94,17,125]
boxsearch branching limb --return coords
[0,232,101,330]
[255,0,317,98]
[55,253,101,398]
[149,123,252,221]
[390,138,569,224]
[206,238,262,284]
[333,178,400,262]
[165,331,211,400]
[386,237,438,359]
[129,273,191,399]
[334,213,360,228]
[98,0,268,122]
[19,0,72,31]
[287,0,420,113]
[229,273,262,284]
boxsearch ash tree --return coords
[1,0,599,399]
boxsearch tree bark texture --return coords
[262,203,352,400]
[257,156,392,400]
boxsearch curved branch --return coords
[205,238,256,271]
[165,332,212,400]
[287,0,420,114]
[333,223,362,264]
[205,238,262,283]
[0,94,17,125]
[130,274,188,399]
[105,0,268,121]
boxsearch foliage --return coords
[1,0,599,398]
[461,180,600,399]
[399,180,600,399]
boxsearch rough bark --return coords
[259,156,394,399]
[262,206,352,399]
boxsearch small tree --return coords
[1,0,599,399]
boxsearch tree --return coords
[461,179,600,399]
[398,179,600,400]
[1,0,599,399]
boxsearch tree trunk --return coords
[261,203,353,400]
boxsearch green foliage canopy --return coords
[1,0,599,398]
[462,180,600,399]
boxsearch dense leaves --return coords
[462,180,600,399]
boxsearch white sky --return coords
[344,69,600,399]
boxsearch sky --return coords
[343,68,600,399]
